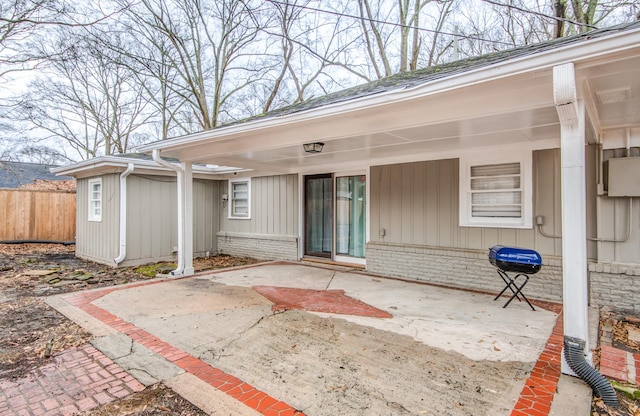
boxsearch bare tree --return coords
[0,0,64,80]
[119,0,266,131]
[103,14,190,139]
[554,0,568,37]
[0,0,125,81]
[354,0,462,76]
[17,30,154,160]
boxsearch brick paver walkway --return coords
[600,345,640,385]
[0,344,144,416]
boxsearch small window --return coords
[460,152,532,228]
[88,178,102,222]
[228,178,250,219]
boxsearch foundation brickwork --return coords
[366,242,563,302]
[589,263,640,313]
[217,231,298,262]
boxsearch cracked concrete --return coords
[91,333,184,386]
[209,264,557,362]
[48,263,592,416]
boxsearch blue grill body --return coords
[489,245,542,275]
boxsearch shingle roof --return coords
[0,161,73,188]
[234,21,640,125]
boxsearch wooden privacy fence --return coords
[0,189,76,242]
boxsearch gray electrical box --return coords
[607,157,640,197]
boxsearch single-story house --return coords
[55,21,640,374]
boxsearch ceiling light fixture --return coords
[303,142,324,154]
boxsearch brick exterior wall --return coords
[589,263,640,313]
[217,232,298,261]
[366,242,563,302]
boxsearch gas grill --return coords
[489,245,542,311]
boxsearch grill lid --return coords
[489,245,542,274]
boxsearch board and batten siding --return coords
[77,174,219,267]
[125,175,177,264]
[76,174,120,264]
[219,175,298,235]
[193,178,219,255]
[368,149,566,300]
[370,148,597,258]
[595,148,640,264]
[125,176,218,265]
[217,174,299,261]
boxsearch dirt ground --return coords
[0,243,258,415]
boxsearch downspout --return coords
[114,163,135,265]
[152,149,185,276]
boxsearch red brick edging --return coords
[62,277,567,416]
[63,283,305,416]
[511,302,563,416]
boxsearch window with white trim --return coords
[459,151,532,228]
[88,178,102,222]
[228,178,250,219]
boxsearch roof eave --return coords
[137,25,640,154]
[51,155,232,178]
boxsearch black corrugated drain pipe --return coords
[564,336,619,408]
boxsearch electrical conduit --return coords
[151,149,184,276]
[114,163,134,265]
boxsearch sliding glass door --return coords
[335,175,366,261]
[304,173,366,264]
[305,174,333,257]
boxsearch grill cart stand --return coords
[489,245,542,311]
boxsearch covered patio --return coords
[135,23,640,381]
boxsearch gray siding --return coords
[370,149,590,258]
[219,175,298,236]
[76,175,120,264]
[126,175,177,265]
[125,176,219,266]
[596,148,640,264]
[217,174,299,261]
[194,179,219,255]
[77,174,218,267]
[366,147,605,301]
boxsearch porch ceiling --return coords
[148,42,640,177]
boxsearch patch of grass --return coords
[134,263,177,277]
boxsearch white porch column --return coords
[182,161,194,276]
[553,63,590,372]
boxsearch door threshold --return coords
[302,257,366,269]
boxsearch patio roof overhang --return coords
[50,155,244,179]
[138,26,640,177]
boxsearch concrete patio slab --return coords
[44,262,592,415]
[208,264,558,362]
